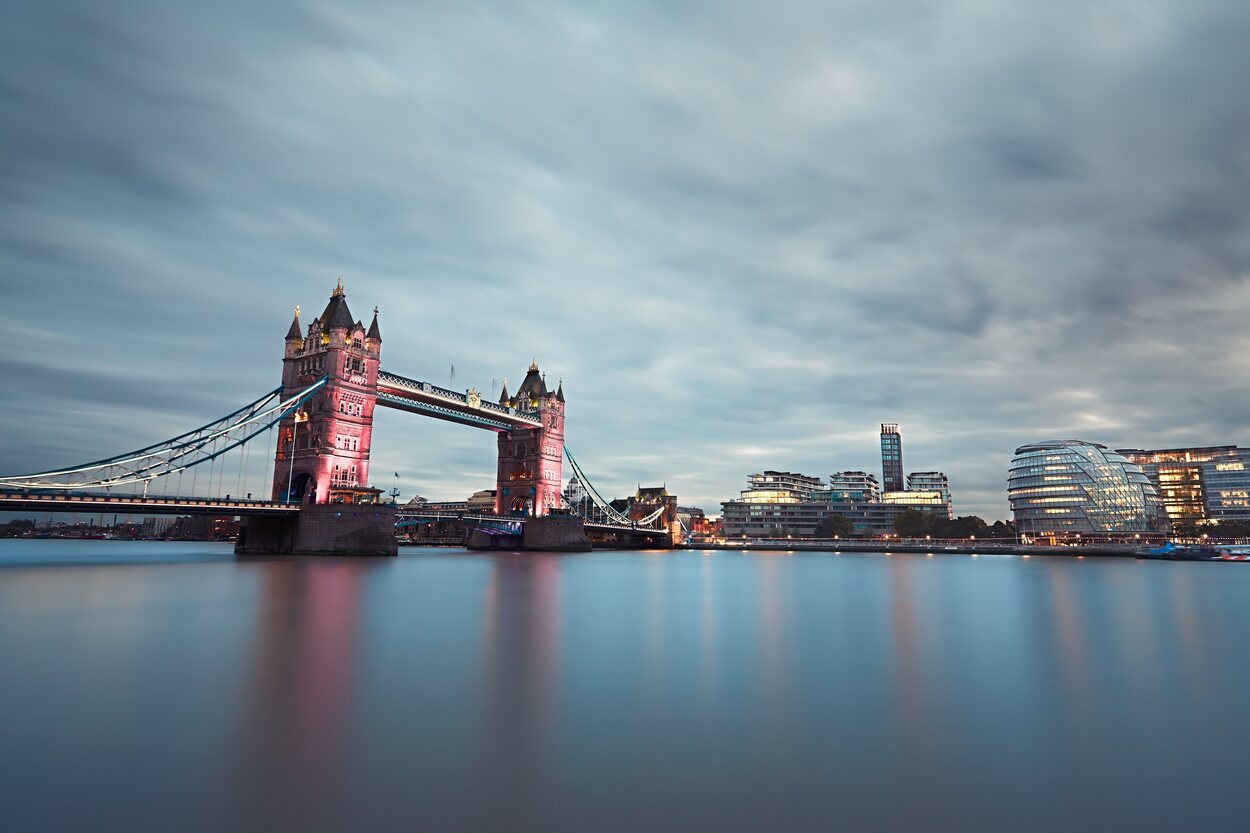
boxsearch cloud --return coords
[2,0,1249,518]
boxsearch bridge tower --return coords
[496,363,564,516]
[272,281,382,504]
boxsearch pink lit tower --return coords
[272,280,382,504]
[495,362,565,516]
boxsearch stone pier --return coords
[236,504,397,556]
[465,515,591,552]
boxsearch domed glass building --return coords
[1009,440,1167,535]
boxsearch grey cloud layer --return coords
[3,0,1249,517]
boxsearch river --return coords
[1,541,1248,832]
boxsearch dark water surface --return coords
[2,541,1249,832]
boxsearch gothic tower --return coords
[272,281,382,504]
[495,362,565,516]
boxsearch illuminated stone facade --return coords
[496,363,565,516]
[272,282,381,505]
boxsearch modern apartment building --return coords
[821,471,881,504]
[880,424,904,492]
[907,471,953,518]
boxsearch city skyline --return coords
[4,2,1250,519]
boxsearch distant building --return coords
[882,490,944,508]
[721,471,828,537]
[467,489,497,512]
[840,502,948,536]
[821,471,880,504]
[1116,446,1250,526]
[423,500,469,512]
[563,475,587,508]
[140,517,176,536]
[721,499,833,538]
[907,471,952,518]
[1009,440,1167,536]
[880,424,904,492]
[739,471,825,503]
[677,506,706,536]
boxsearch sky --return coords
[3,0,1249,519]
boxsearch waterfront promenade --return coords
[690,538,1143,556]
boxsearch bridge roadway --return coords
[0,489,298,517]
[396,510,661,534]
[376,371,542,432]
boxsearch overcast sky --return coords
[3,1,1249,518]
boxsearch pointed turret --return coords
[555,379,565,402]
[516,360,548,401]
[285,306,303,341]
[318,278,355,331]
[498,378,510,405]
[367,306,382,341]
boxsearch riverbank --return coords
[684,540,1140,557]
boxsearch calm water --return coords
[1,541,1249,832]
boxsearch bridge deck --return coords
[376,371,542,432]
[0,490,298,516]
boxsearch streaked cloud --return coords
[2,0,1249,517]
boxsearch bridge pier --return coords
[237,504,397,557]
[464,515,591,552]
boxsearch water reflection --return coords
[3,543,1250,832]
[478,554,562,824]
[229,558,385,831]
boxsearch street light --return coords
[286,409,308,504]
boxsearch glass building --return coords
[721,471,827,537]
[1008,440,1167,536]
[820,471,881,504]
[1117,446,1250,526]
[880,424,904,492]
[907,471,952,518]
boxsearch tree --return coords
[893,508,941,537]
[1208,519,1250,539]
[814,514,854,538]
[944,515,991,539]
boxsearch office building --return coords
[1117,446,1250,525]
[1009,440,1167,536]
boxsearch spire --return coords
[367,306,382,341]
[285,305,302,341]
[318,281,355,330]
[555,379,565,402]
[529,358,539,372]
[516,361,548,399]
[498,377,510,404]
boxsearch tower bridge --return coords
[0,282,677,554]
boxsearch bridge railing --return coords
[378,371,541,424]
[0,378,328,493]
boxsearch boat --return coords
[1135,542,1248,562]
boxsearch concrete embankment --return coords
[683,541,1141,557]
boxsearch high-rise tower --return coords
[495,362,565,516]
[272,281,381,504]
[880,423,904,493]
